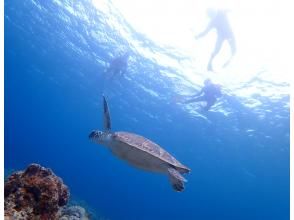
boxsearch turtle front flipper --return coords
[103,95,111,131]
[167,167,187,192]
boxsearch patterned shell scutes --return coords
[114,131,187,169]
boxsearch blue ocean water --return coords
[4,0,290,220]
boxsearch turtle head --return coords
[89,130,111,145]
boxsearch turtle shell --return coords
[113,131,190,173]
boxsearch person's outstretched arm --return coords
[195,22,213,39]
[193,88,204,97]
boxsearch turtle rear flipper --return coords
[167,167,187,192]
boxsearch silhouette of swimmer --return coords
[105,52,130,80]
[195,8,236,71]
[184,79,222,111]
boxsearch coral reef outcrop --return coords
[5,163,70,219]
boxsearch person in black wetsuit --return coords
[184,79,222,111]
[105,52,130,80]
[195,8,236,71]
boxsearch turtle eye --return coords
[97,131,102,136]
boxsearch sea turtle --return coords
[89,96,190,191]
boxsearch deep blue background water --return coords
[4,0,290,219]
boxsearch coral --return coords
[4,163,70,220]
[66,196,100,220]
[58,206,90,220]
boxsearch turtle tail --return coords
[167,167,187,192]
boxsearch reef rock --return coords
[58,206,90,220]
[4,163,70,220]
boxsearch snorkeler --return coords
[195,8,236,71]
[184,79,222,111]
[105,52,130,80]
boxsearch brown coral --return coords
[5,163,70,220]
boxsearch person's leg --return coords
[223,36,236,68]
[203,98,216,111]
[208,37,224,71]
[107,66,120,81]
[229,36,236,56]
